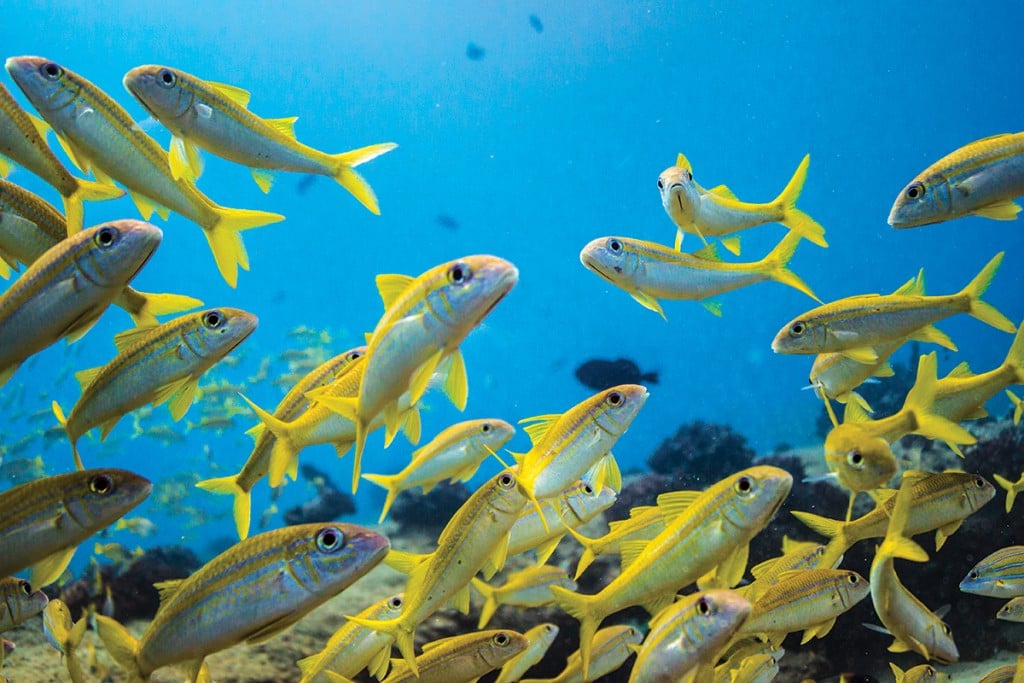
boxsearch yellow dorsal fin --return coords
[113,325,156,353]
[74,366,103,391]
[263,116,298,139]
[675,153,691,171]
[750,555,780,579]
[842,399,872,424]
[153,578,184,607]
[656,490,701,519]
[519,413,562,446]
[375,274,415,311]
[691,242,721,261]
[207,80,251,107]
[619,539,648,571]
[893,269,925,296]
[708,184,737,200]
[946,361,973,378]
[873,363,895,378]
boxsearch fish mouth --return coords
[581,256,619,286]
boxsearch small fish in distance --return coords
[529,15,544,33]
[466,43,486,61]
[575,358,658,390]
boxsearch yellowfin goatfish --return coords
[995,472,1024,513]
[42,599,87,683]
[522,624,642,683]
[363,417,516,523]
[0,82,123,232]
[629,590,752,683]
[736,538,831,602]
[889,132,1024,228]
[197,346,365,540]
[580,232,818,319]
[471,565,575,628]
[495,623,559,683]
[0,577,48,632]
[868,473,958,663]
[997,597,1024,623]
[347,470,528,675]
[890,663,952,683]
[95,522,389,683]
[772,252,1015,362]
[0,469,151,587]
[978,658,1024,683]
[551,466,792,679]
[5,56,284,287]
[0,220,162,388]
[53,307,258,471]
[123,65,397,212]
[714,650,782,683]
[328,255,518,491]
[959,546,1024,598]
[570,496,684,580]
[658,153,827,252]
[296,593,405,683]
[0,179,202,325]
[380,629,528,683]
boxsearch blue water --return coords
[1,3,1022,576]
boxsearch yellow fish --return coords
[379,630,528,683]
[494,623,559,683]
[890,662,952,683]
[523,625,641,683]
[471,565,575,628]
[41,599,87,683]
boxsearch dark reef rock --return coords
[647,420,756,485]
[391,481,471,535]
[284,463,356,525]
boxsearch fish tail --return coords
[561,523,601,579]
[207,207,285,287]
[994,473,1022,514]
[1007,390,1023,426]
[94,615,146,682]
[878,474,929,563]
[361,472,401,523]
[791,510,852,567]
[65,616,88,683]
[195,475,252,540]
[903,352,976,451]
[471,577,499,628]
[550,586,602,680]
[52,400,84,471]
[329,142,398,215]
[763,230,821,302]
[775,154,828,247]
[1002,322,1024,385]
[122,289,204,327]
[344,615,418,676]
[63,179,125,235]
[959,252,1016,333]
[238,394,298,488]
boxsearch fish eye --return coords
[388,596,403,609]
[498,472,515,489]
[657,178,664,189]
[847,573,860,584]
[789,321,806,337]
[974,477,986,488]
[447,262,470,285]
[544,624,556,632]
[40,62,63,80]
[925,667,935,676]
[202,310,224,329]
[347,350,363,361]
[735,476,752,494]
[815,547,825,556]
[906,183,925,200]
[316,527,345,552]
[684,170,693,182]
[696,597,711,615]
[157,68,176,87]
[89,474,114,495]
[942,624,951,635]
[606,390,623,406]
[607,238,623,253]
[18,580,31,595]
[493,632,510,646]
[481,423,491,432]
[847,449,863,467]
[968,570,979,580]
[94,225,119,249]
[583,484,594,495]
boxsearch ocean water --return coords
[0,2,1022,679]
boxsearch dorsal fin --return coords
[708,184,737,200]
[675,153,691,171]
[842,399,872,424]
[207,81,251,107]
[263,116,298,139]
[519,413,562,445]
[113,325,156,353]
[656,490,701,519]
[691,242,721,261]
[946,361,973,378]
[375,274,415,311]
[619,539,648,570]
[74,366,103,391]
[153,578,184,607]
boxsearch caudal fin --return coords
[762,231,821,302]
[239,394,299,487]
[550,586,603,680]
[994,473,1024,514]
[63,179,125,235]
[196,474,252,540]
[791,510,853,569]
[343,615,417,676]
[362,472,402,523]
[207,207,285,287]
[117,288,204,327]
[876,473,929,563]
[959,252,1016,333]
[94,615,145,683]
[1002,322,1024,386]
[903,353,976,451]
[471,577,499,628]
[775,154,828,248]
[329,143,398,215]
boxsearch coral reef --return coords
[283,463,357,525]
[646,421,756,485]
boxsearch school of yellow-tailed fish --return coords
[0,53,1023,683]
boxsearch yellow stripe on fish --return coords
[522,624,642,683]
[380,630,528,683]
[41,599,88,683]
[494,623,559,683]
[959,546,1024,599]
[471,565,575,628]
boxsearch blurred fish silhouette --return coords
[436,213,459,231]
[466,43,486,61]
[574,357,658,390]
[296,174,317,194]
[529,14,544,33]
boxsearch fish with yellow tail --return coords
[658,153,827,253]
[0,469,151,587]
[867,471,959,663]
[495,623,559,683]
[123,65,396,212]
[325,255,518,492]
[345,470,528,676]
[995,472,1024,513]
[471,565,575,628]
[580,232,819,319]
[0,82,123,233]
[889,132,1024,228]
[363,417,515,523]
[551,466,791,680]
[374,630,527,683]
[523,624,641,683]
[629,590,752,683]
[0,220,162,389]
[42,599,87,683]
[95,522,388,683]
[5,56,284,287]
[772,252,1015,363]
[890,663,952,683]
[53,308,257,471]
[714,647,783,683]
[735,537,832,602]
[0,576,48,632]
[197,346,365,540]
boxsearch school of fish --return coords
[0,52,1023,683]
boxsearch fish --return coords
[0,469,152,587]
[997,596,1024,622]
[362,417,516,522]
[123,64,396,210]
[658,153,827,253]
[436,213,459,230]
[736,537,832,602]
[114,516,157,538]
[5,56,285,287]
[0,82,123,232]
[53,307,258,470]
[888,132,1024,228]
[471,564,576,628]
[466,43,486,60]
[522,624,642,683]
[0,454,45,485]
[494,623,558,683]
[381,630,527,683]
[978,658,1024,683]
[569,499,670,580]
[551,466,792,679]
[630,590,752,683]
[0,220,162,388]
[93,542,144,569]
[296,593,405,683]
[95,522,389,683]
[346,470,529,675]
[529,14,544,33]
[327,255,518,491]
[42,599,87,683]
[994,472,1024,513]
[574,357,659,391]
[0,576,48,632]
[581,232,819,318]
[772,252,1015,361]
[959,545,1024,598]
[889,663,952,683]
[714,649,783,683]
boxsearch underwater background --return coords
[1,2,1023,681]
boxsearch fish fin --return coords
[619,539,648,571]
[250,168,275,193]
[1008,390,1023,426]
[63,307,104,344]
[375,273,416,311]
[0,363,18,388]
[641,592,675,618]
[409,348,445,405]
[363,472,401,523]
[238,394,296,488]
[206,207,285,287]
[127,191,161,222]
[629,289,666,319]
[839,346,879,364]
[74,366,103,391]
[801,617,836,644]
[907,324,957,351]
[656,490,701,519]
[383,549,430,575]
[55,133,91,174]
[550,587,601,680]
[31,547,77,587]
[119,289,203,327]
[447,584,472,615]
[973,200,1022,221]
[775,154,828,247]
[472,577,498,628]
[329,143,398,215]
[244,612,305,644]
[99,415,123,440]
[877,475,929,563]
[207,80,252,107]
[675,153,691,170]
[691,242,721,261]
[153,578,185,606]
[848,391,874,416]
[195,475,251,540]
[701,300,723,317]
[889,663,906,683]
[717,543,749,589]
[720,235,741,255]
[63,178,124,235]
[960,252,1016,332]
[263,116,298,139]
[519,413,562,445]
[842,399,871,424]
[94,615,142,680]
[708,184,737,200]
[903,353,976,446]
[367,642,391,680]
[167,378,199,421]
[169,136,204,182]
[533,535,562,567]
[0,155,9,177]
[442,349,468,410]
[873,363,895,378]
[934,520,962,552]
[481,533,511,581]
[763,231,820,302]
[1004,324,1024,386]
[151,375,190,409]
[112,325,156,353]
[400,406,421,444]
